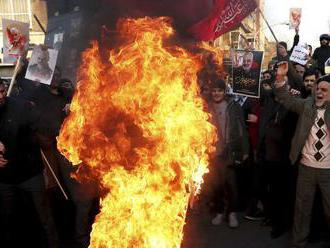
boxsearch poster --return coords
[232,50,263,98]
[290,44,309,65]
[25,45,59,85]
[2,18,29,64]
[289,8,302,30]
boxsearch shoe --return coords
[211,213,223,225]
[244,209,265,221]
[228,212,239,228]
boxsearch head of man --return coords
[315,75,330,107]
[303,68,317,93]
[242,52,254,71]
[263,70,272,80]
[320,34,330,47]
[210,79,226,103]
[0,79,7,107]
[294,63,306,78]
[278,42,288,57]
[308,45,313,56]
[36,48,50,68]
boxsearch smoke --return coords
[97,0,213,38]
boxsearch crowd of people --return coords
[0,28,330,248]
[0,59,98,248]
[197,32,330,247]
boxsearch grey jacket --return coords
[210,98,249,164]
[274,84,330,164]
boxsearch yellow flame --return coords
[57,17,216,248]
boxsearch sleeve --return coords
[273,84,306,114]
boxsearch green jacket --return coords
[274,85,330,164]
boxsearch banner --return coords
[2,18,29,64]
[289,8,302,30]
[290,44,309,65]
[25,45,59,85]
[231,49,263,98]
[189,0,257,41]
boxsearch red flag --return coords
[189,0,258,41]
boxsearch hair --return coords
[278,41,287,50]
[0,78,5,87]
[210,78,226,90]
[316,74,330,84]
[303,68,317,80]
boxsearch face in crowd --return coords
[303,74,316,93]
[277,44,287,57]
[320,37,330,47]
[315,79,330,107]
[295,64,305,78]
[211,87,225,103]
[242,52,254,71]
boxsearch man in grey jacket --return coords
[274,61,330,247]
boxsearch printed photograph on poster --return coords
[289,8,302,30]
[25,45,59,85]
[231,50,263,98]
[53,32,64,50]
[2,18,29,64]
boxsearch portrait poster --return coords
[289,8,302,30]
[231,49,263,98]
[2,18,29,64]
[25,45,59,85]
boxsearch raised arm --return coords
[273,61,306,114]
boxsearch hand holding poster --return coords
[2,19,29,64]
[232,50,263,98]
[289,8,302,30]
[25,45,59,85]
[290,44,309,65]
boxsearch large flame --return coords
[57,17,216,247]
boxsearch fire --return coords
[57,17,216,247]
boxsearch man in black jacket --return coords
[0,79,58,247]
[312,34,330,75]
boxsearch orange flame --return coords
[57,17,216,247]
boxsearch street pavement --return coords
[182,209,330,248]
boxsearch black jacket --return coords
[0,97,43,184]
[312,45,330,74]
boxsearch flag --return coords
[189,0,258,41]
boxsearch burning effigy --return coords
[57,16,216,247]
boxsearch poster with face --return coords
[289,8,302,30]
[231,50,263,98]
[25,45,59,85]
[2,18,29,64]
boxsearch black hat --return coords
[320,34,330,41]
[316,74,330,84]
[278,41,288,50]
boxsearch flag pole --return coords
[256,7,279,43]
[6,57,22,97]
[40,149,69,200]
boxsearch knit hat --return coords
[320,34,330,41]
[278,41,287,50]
[316,74,330,84]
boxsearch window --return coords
[0,0,32,28]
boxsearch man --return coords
[208,78,249,228]
[294,63,306,79]
[301,68,318,98]
[312,34,330,75]
[28,46,53,81]
[274,61,330,247]
[0,79,58,247]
